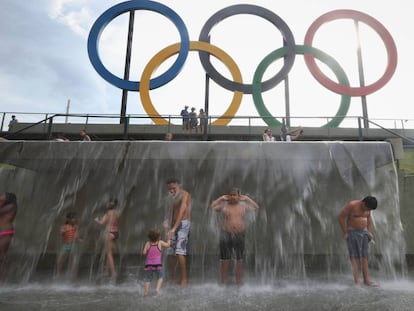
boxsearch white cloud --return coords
[47,0,93,38]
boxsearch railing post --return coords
[1,113,5,131]
[357,117,363,141]
[47,117,53,140]
[401,119,406,137]
[123,116,129,140]
[168,115,171,133]
[327,117,330,138]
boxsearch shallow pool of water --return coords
[2,276,414,311]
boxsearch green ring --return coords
[252,45,351,127]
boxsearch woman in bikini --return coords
[0,192,17,280]
[95,199,120,280]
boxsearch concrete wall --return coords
[400,173,414,254]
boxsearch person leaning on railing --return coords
[280,125,303,142]
[262,128,275,141]
[80,129,91,141]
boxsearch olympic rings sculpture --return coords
[87,0,397,127]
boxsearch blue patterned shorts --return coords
[167,220,190,256]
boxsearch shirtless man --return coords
[209,188,259,286]
[163,178,191,286]
[338,196,378,286]
[0,192,17,280]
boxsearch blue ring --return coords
[87,0,190,91]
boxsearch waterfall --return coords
[0,141,405,284]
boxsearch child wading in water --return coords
[142,229,171,296]
[56,212,81,277]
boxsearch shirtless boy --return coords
[338,196,378,286]
[163,178,191,287]
[209,188,259,286]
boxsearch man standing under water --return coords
[163,178,191,287]
[209,188,259,286]
[338,196,378,286]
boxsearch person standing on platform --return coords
[180,106,189,131]
[199,109,207,134]
[8,115,18,130]
[189,107,198,131]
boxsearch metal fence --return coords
[2,111,414,144]
[2,111,414,130]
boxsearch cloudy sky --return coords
[0,0,412,129]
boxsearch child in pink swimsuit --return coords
[142,229,171,295]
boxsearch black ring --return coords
[198,4,296,94]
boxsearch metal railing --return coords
[2,111,414,128]
[2,111,414,143]
[358,117,414,145]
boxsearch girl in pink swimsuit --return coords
[142,229,171,295]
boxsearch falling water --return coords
[0,141,411,310]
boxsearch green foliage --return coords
[399,148,414,174]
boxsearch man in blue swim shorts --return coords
[338,196,378,286]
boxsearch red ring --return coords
[304,9,397,96]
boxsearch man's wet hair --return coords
[166,177,180,185]
[229,187,241,195]
[5,192,17,205]
[106,198,118,209]
[66,212,77,219]
[362,196,377,210]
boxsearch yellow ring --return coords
[139,41,243,126]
